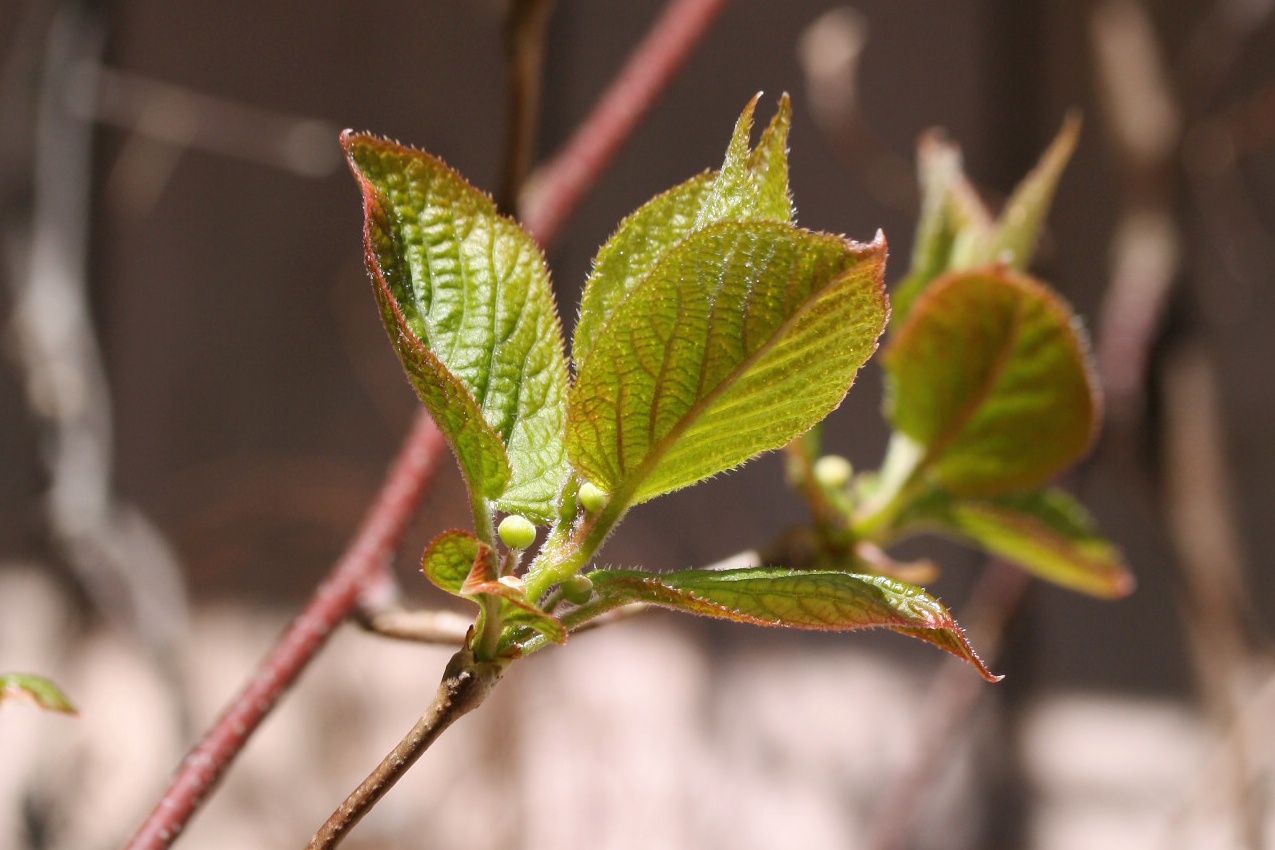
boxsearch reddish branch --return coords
[519,0,731,243]
[123,413,447,850]
[123,0,733,847]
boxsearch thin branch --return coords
[866,561,1030,850]
[519,0,731,243]
[306,647,505,850]
[497,0,557,215]
[122,414,448,850]
[354,604,471,646]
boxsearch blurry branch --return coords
[1090,2,1271,847]
[2,0,193,738]
[796,7,915,212]
[69,66,341,176]
[125,0,732,846]
[519,0,731,243]
[1161,342,1269,849]
[63,66,341,218]
[1184,0,1275,106]
[498,0,556,214]
[1090,0,1182,426]
[865,562,1031,850]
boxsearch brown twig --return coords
[122,413,447,850]
[518,0,731,243]
[305,647,506,850]
[353,604,471,645]
[497,0,557,215]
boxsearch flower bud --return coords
[578,482,608,513]
[497,514,537,550]
[561,574,594,605]
[813,454,852,490]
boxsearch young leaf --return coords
[901,487,1133,598]
[567,222,887,505]
[890,131,982,323]
[891,115,1080,326]
[960,112,1080,271]
[422,529,485,595]
[573,94,793,371]
[579,567,998,681]
[421,530,566,645]
[343,133,570,520]
[0,673,76,714]
[884,267,1099,497]
[693,92,793,227]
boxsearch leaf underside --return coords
[903,487,1134,598]
[584,567,998,681]
[884,267,1099,497]
[343,133,569,520]
[568,222,887,504]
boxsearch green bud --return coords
[813,454,853,490]
[497,514,537,550]
[561,574,594,605]
[578,482,608,513]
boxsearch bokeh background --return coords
[2,1,1273,848]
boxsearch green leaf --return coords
[573,94,792,371]
[0,673,76,714]
[901,487,1133,598]
[421,530,566,646]
[892,115,1080,326]
[891,131,981,324]
[343,133,569,520]
[693,92,793,227]
[884,267,1099,496]
[579,567,998,681]
[421,529,485,595]
[567,221,887,505]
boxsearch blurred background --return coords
[1,0,1273,848]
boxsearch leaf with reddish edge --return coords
[571,567,997,681]
[0,673,76,714]
[884,267,1100,497]
[421,529,485,595]
[343,132,569,521]
[421,530,565,646]
[568,222,887,506]
[900,486,1134,598]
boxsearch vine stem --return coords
[123,413,448,850]
[305,648,506,850]
[519,0,731,243]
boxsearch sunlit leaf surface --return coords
[344,133,569,519]
[569,222,887,504]
[582,567,998,680]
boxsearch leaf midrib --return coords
[613,241,855,504]
[917,288,1025,473]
